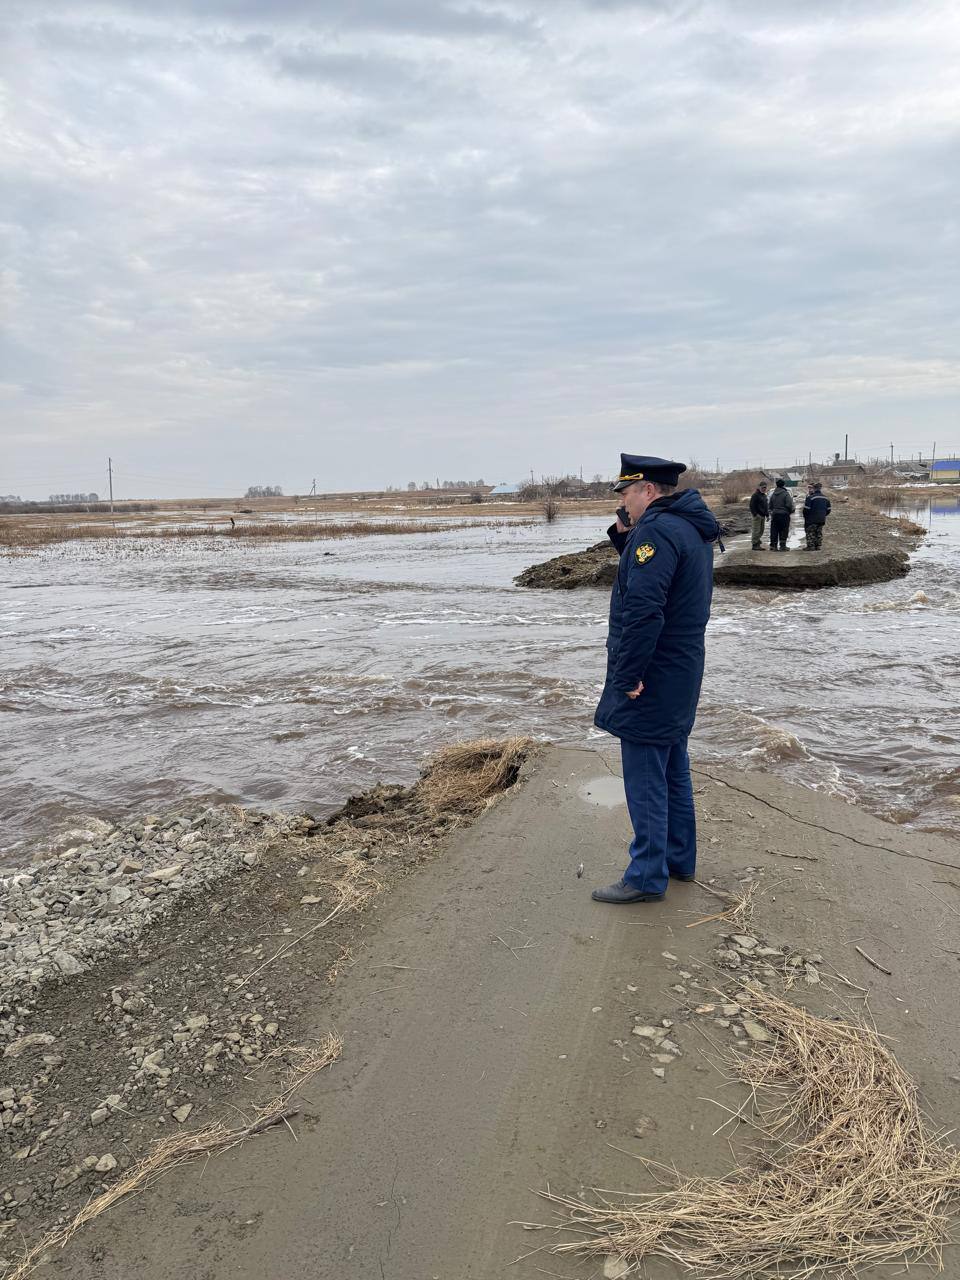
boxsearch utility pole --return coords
[890,443,895,466]
[931,441,937,469]
[310,478,317,525]
[844,434,848,462]
[108,457,114,515]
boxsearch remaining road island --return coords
[517,497,925,591]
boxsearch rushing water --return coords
[2,499,959,852]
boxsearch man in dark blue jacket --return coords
[803,482,831,550]
[592,454,721,904]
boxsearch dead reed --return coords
[6,1034,342,1280]
[0,518,471,550]
[416,736,535,818]
[538,988,960,1278]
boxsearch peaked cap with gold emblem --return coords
[611,453,687,492]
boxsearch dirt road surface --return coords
[48,747,960,1280]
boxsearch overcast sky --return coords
[3,1,959,498]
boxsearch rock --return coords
[741,1020,775,1044]
[299,895,323,905]
[118,858,143,874]
[95,1153,117,1173]
[804,964,821,985]
[184,1014,209,1032]
[172,1104,194,1123]
[651,1067,666,1079]
[755,947,783,959]
[53,950,84,976]
[108,885,132,906]
[53,1165,82,1189]
[603,1257,630,1279]
[631,1025,661,1040]
[144,864,184,883]
[633,1115,657,1139]
[731,935,758,950]
[661,951,678,962]
[90,1108,109,1126]
[242,852,258,867]
[4,1033,56,1059]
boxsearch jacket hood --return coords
[641,488,721,543]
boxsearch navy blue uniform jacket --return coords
[594,489,720,746]
[803,492,831,524]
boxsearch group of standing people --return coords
[749,478,831,551]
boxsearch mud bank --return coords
[517,498,924,591]
[515,500,748,589]
[714,501,924,589]
[0,739,531,1273]
[13,745,960,1280]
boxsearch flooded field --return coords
[2,499,959,851]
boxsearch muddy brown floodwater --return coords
[2,499,959,852]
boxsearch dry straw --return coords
[539,989,960,1278]
[416,736,534,819]
[6,1034,342,1280]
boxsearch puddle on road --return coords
[578,776,625,808]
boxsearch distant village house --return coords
[931,459,960,483]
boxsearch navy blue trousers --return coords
[620,738,697,896]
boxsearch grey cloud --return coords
[2,1,959,495]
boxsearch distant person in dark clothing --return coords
[803,482,831,550]
[768,478,794,550]
[749,482,769,550]
[800,482,813,535]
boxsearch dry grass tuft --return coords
[6,1035,342,1280]
[687,880,761,931]
[538,988,960,1278]
[416,736,536,818]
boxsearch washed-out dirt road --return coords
[49,747,960,1280]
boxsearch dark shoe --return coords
[591,880,665,904]
[670,871,695,881]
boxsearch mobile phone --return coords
[616,505,632,527]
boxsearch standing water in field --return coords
[2,500,959,851]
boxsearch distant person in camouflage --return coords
[803,482,831,550]
[749,481,769,550]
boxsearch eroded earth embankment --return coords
[516,498,923,591]
[0,739,531,1274]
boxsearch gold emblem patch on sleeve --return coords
[635,543,656,564]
